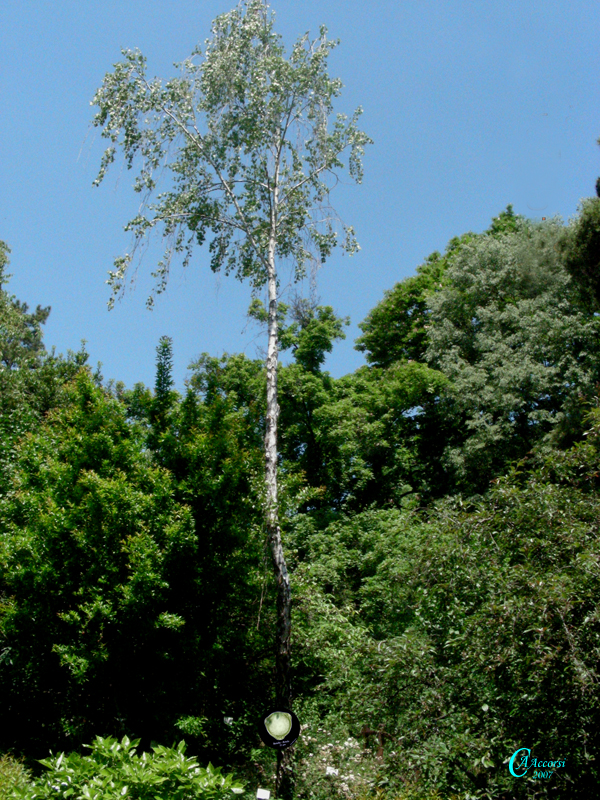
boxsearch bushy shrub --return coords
[0,367,272,763]
[292,711,382,800]
[0,753,34,799]
[6,735,245,799]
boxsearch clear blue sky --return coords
[1,0,598,392]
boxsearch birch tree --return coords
[90,1,370,794]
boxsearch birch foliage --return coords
[91,0,371,308]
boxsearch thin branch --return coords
[556,607,597,688]
[279,143,351,209]
[154,211,247,233]
[137,71,271,272]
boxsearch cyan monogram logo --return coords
[508,748,566,779]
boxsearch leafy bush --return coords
[292,710,383,800]
[6,736,245,799]
[0,753,34,799]
[0,370,202,756]
[0,367,272,763]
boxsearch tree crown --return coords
[91,0,372,308]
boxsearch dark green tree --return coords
[1,357,276,784]
[0,240,50,378]
[281,300,349,374]
[154,336,175,414]
[0,370,201,763]
[194,304,448,512]
[425,216,600,492]
[147,336,179,463]
[0,242,50,371]
[355,211,600,496]
[558,195,600,311]
[354,206,527,370]
[354,232,483,369]
[486,202,525,237]
[0,242,90,498]
[354,250,444,369]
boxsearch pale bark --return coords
[265,239,292,714]
[266,260,294,798]
[265,152,294,799]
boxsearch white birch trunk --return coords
[265,235,292,713]
[266,159,294,798]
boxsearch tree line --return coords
[1,192,600,798]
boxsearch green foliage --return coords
[0,362,278,772]
[0,238,48,432]
[185,306,448,513]
[354,228,483,369]
[6,147,600,800]
[194,307,448,513]
[279,301,350,374]
[145,352,277,768]
[356,210,600,497]
[0,241,50,372]
[558,196,600,311]
[286,406,600,798]
[486,203,525,238]
[301,362,447,509]
[147,335,179,461]
[0,754,34,799]
[6,735,245,799]
[426,216,600,492]
[0,370,200,756]
[91,0,371,308]
[354,251,442,369]
[354,206,533,371]
[153,335,176,418]
[0,242,91,498]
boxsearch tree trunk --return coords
[265,232,294,799]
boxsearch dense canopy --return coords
[2,190,600,799]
